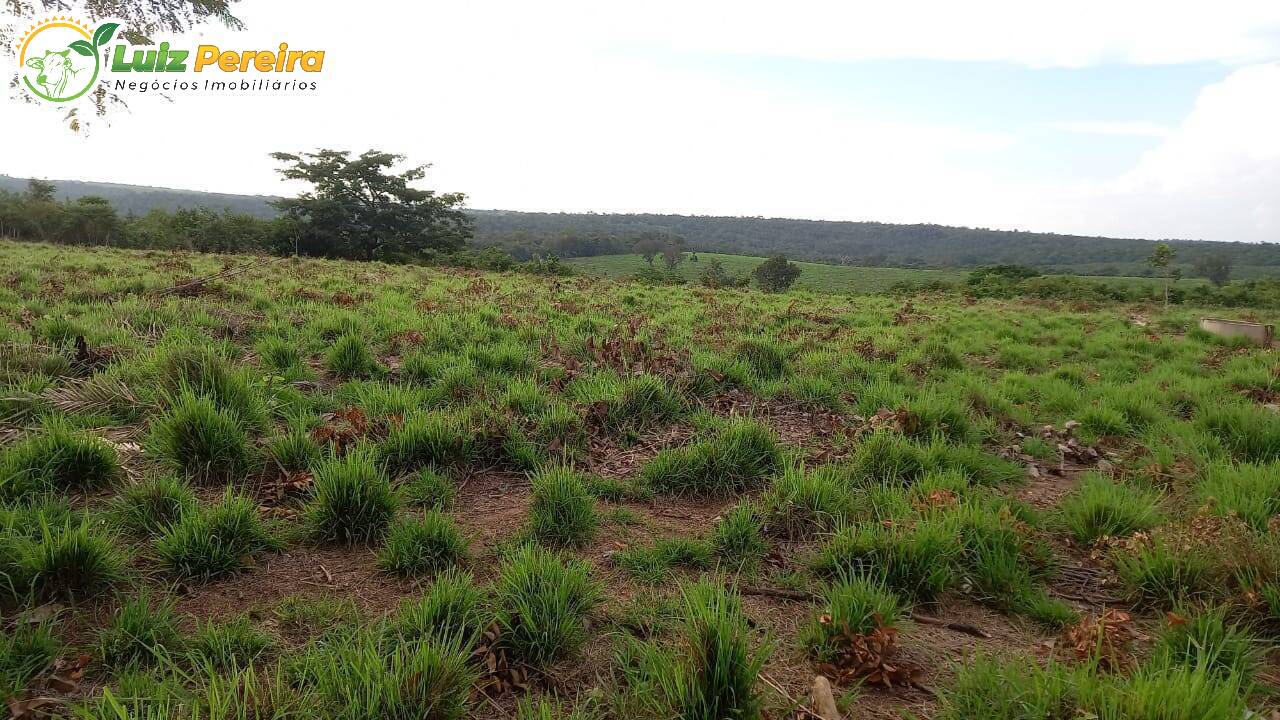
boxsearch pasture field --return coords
[565,252,965,293]
[565,251,1212,296]
[0,238,1278,719]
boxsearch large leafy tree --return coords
[4,1,244,130]
[270,149,471,262]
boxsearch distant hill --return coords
[0,175,279,218]
[5,175,1279,277]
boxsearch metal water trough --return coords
[1198,317,1275,347]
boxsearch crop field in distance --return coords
[566,251,1209,296]
[1,238,1278,719]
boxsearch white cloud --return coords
[1049,122,1172,138]
[1,1,1278,243]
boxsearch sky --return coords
[3,0,1280,243]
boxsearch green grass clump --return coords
[515,697,590,720]
[306,451,399,544]
[378,512,469,577]
[147,391,253,482]
[1091,662,1248,720]
[1115,540,1214,608]
[1057,473,1160,543]
[0,622,59,702]
[1199,460,1280,531]
[495,545,602,668]
[98,590,183,669]
[0,423,120,499]
[813,518,955,601]
[29,517,125,600]
[400,467,456,510]
[605,374,683,434]
[1198,404,1280,463]
[735,338,789,379]
[389,569,490,649]
[293,631,477,720]
[156,345,266,428]
[378,412,471,474]
[325,333,378,378]
[624,581,770,720]
[640,420,782,496]
[936,654,1075,720]
[109,475,197,536]
[849,431,925,486]
[526,466,598,548]
[154,491,279,581]
[266,429,323,473]
[614,537,711,584]
[1152,606,1260,681]
[708,503,766,572]
[801,575,902,662]
[758,466,854,539]
[187,615,272,670]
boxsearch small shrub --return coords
[813,518,955,601]
[147,392,253,482]
[526,467,598,548]
[1057,473,1160,543]
[801,575,902,662]
[325,333,377,379]
[98,590,183,669]
[154,491,279,581]
[495,545,601,668]
[641,420,782,496]
[187,615,272,670]
[306,451,399,544]
[400,467,456,510]
[109,476,197,536]
[378,512,469,577]
[0,424,121,499]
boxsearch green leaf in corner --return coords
[93,22,119,47]
[68,40,95,56]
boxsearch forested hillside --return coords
[6,175,1279,276]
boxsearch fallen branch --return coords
[909,612,991,639]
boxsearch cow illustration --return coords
[26,49,81,98]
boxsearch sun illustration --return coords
[16,15,117,104]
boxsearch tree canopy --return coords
[270,149,472,261]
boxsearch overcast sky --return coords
[4,0,1280,242]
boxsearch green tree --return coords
[752,254,801,292]
[1148,243,1176,306]
[1193,253,1233,287]
[661,236,687,270]
[270,149,471,262]
[61,196,120,245]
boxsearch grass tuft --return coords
[641,420,782,496]
[154,491,279,581]
[1057,473,1160,543]
[147,391,253,482]
[495,545,602,668]
[0,423,121,499]
[377,512,469,577]
[526,466,598,548]
[306,451,399,544]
